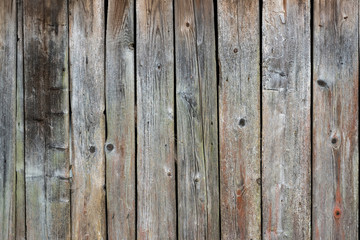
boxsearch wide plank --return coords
[0,0,16,238]
[175,0,219,239]
[217,1,261,239]
[136,0,176,239]
[69,0,106,238]
[262,0,311,239]
[106,0,136,239]
[313,0,359,239]
[24,0,71,239]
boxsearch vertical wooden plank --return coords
[175,0,219,239]
[105,0,135,239]
[262,0,311,239]
[0,0,17,238]
[24,0,71,239]
[217,1,261,239]
[69,0,106,238]
[136,0,176,239]
[16,0,26,238]
[313,0,359,239]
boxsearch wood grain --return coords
[24,0,71,239]
[0,0,16,238]
[69,0,106,239]
[16,0,26,238]
[262,0,311,239]
[175,0,219,239]
[217,1,261,239]
[106,0,135,239]
[313,0,359,239]
[136,0,176,239]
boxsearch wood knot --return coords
[256,178,261,185]
[331,137,337,144]
[239,118,246,127]
[334,208,341,219]
[106,143,114,151]
[317,79,328,88]
[89,146,96,153]
[186,22,190,27]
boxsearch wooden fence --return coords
[0,0,358,239]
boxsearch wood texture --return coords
[313,0,359,239]
[105,0,135,239]
[262,0,311,239]
[136,0,176,239]
[175,0,219,239]
[0,0,16,238]
[217,1,261,239]
[16,0,26,238]
[24,0,71,239]
[69,0,106,239]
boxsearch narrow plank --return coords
[175,0,219,239]
[0,0,17,238]
[105,0,135,239]
[24,0,71,239]
[217,1,261,239]
[16,0,26,238]
[69,0,106,238]
[313,0,359,239]
[262,0,311,239]
[136,0,176,238]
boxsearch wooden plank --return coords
[313,0,359,239]
[16,0,26,238]
[24,0,71,239]
[136,0,176,238]
[262,0,311,239]
[217,1,261,239]
[175,0,219,239]
[0,0,17,238]
[69,0,106,238]
[105,0,135,239]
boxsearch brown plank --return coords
[136,0,176,239]
[0,0,17,238]
[175,0,219,239]
[262,0,311,239]
[16,0,26,238]
[69,0,106,238]
[313,0,359,239]
[105,0,135,239]
[24,0,71,239]
[217,1,261,239]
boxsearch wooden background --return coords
[0,0,358,239]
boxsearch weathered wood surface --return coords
[175,0,219,239]
[24,0,71,239]
[313,0,359,239]
[106,0,135,239]
[69,0,106,239]
[136,0,176,239]
[262,0,311,239]
[217,1,261,239]
[16,0,26,239]
[0,0,16,238]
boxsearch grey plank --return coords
[105,0,136,239]
[175,0,219,239]
[0,0,17,238]
[69,0,106,238]
[24,0,71,239]
[313,0,359,239]
[262,0,311,239]
[136,0,176,239]
[217,1,261,239]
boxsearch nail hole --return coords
[233,48,238,53]
[239,118,246,127]
[106,144,114,151]
[331,138,337,144]
[334,208,341,219]
[157,65,161,69]
[89,146,96,153]
[186,22,190,27]
[317,79,328,88]
[167,172,172,177]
